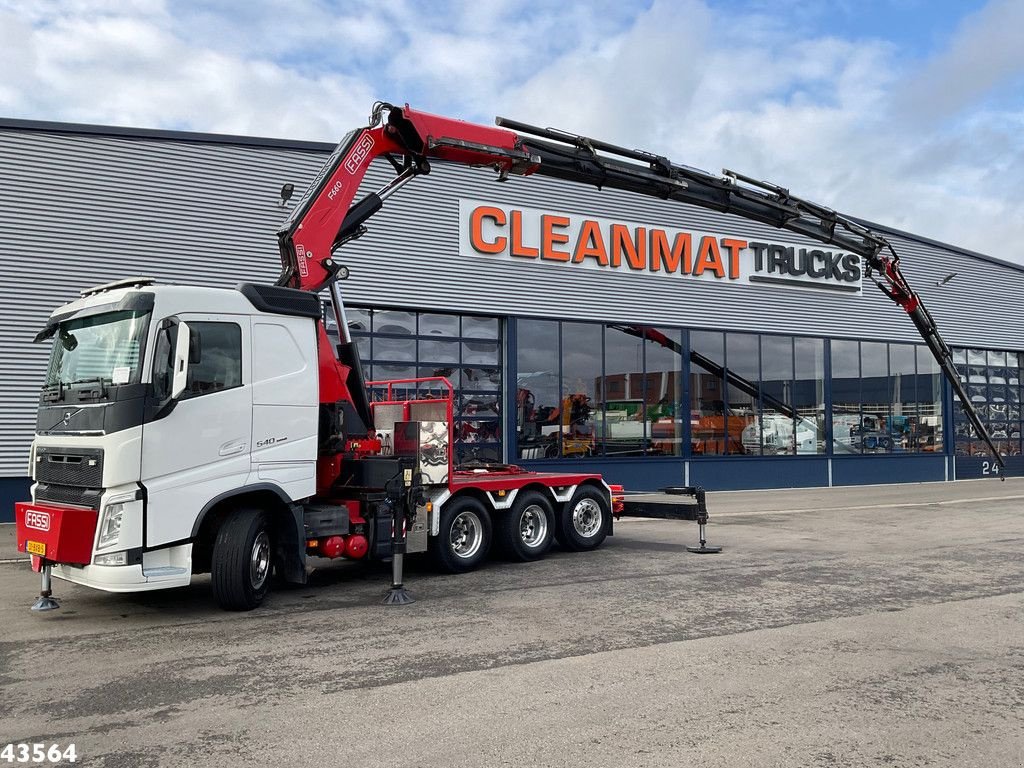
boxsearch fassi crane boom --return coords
[276,101,1003,473]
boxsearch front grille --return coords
[35,483,102,511]
[35,447,104,488]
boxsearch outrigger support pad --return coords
[620,486,723,554]
[682,487,722,554]
[31,563,60,612]
[381,552,414,606]
[671,489,729,557]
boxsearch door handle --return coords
[219,440,248,456]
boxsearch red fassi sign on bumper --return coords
[14,502,98,565]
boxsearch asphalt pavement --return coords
[1,479,1023,767]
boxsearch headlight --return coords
[98,493,136,549]
[98,503,124,548]
[93,551,127,566]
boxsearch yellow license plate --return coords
[26,540,45,556]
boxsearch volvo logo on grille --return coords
[25,510,51,532]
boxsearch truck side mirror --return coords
[171,321,192,399]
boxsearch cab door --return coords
[142,315,252,547]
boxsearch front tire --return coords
[498,490,555,561]
[555,486,610,552]
[430,496,492,574]
[211,508,272,611]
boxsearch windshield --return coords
[45,310,150,388]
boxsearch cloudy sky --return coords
[2,0,1022,261]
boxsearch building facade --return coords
[1,117,1022,521]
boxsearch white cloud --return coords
[1,0,1023,261]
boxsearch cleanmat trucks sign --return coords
[459,199,862,294]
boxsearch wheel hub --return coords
[572,499,602,538]
[450,511,483,559]
[250,531,271,589]
[519,504,548,548]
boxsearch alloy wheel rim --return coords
[572,499,602,538]
[519,504,548,548]
[450,511,483,559]
[250,531,271,589]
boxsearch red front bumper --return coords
[14,502,98,565]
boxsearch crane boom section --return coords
[276,102,1003,471]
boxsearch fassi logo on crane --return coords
[459,200,862,293]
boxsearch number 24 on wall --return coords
[981,460,1000,475]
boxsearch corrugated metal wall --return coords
[3,123,1024,478]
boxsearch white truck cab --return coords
[27,278,321,595]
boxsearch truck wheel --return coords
[211,508,272,611]
[430,496,492,574]
[556,486,610,552]
[498,490,555,562]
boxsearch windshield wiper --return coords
[67,377,109,399]
[41,382,65,402]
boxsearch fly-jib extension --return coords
[277,101,1003,474]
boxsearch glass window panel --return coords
[794,337,825,454]
[457,419,501,443]
[602,325,647,457]
[354,335,371,362]
[463,367,502,389]
[725,333,759,455]
[373,336,416,362]
[419,313,460,336]
[418,365,458,388]
[463,340,500,365]
[419,338,460,363]
[462,315,500,339]
[560,322,601,457]
[757,335,794,456]
[516,319,560,459]
[460,393,500,417]
[346,307,371,333]
[457,442,502,465]
[967,366,988,384]
[690,331,726,455]
[373,310,416,335]
[888,344,916,452]
[967,349,987,366]
[990,350,1007,367]
[831,339,860,454]
[914,347,942,453]
[859,341,891,452]
[967,385,987,403]
[180,322,242,399]
[374,362,416,381]
[645,327,684,457]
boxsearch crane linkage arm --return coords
[276,102,1003,470]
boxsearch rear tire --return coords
[498,490,555,562]
[211,507,272,611]
[430,496,492,574]
[555,486,610,552]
